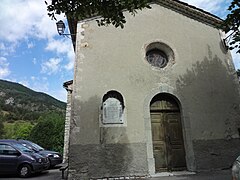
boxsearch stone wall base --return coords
[68,143,148,179]
[193,138,240,170]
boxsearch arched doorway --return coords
[150,93,186,172]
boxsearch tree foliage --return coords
[222,0,240,53]
[29,112,65,153]
[3,121,34,139]
[46,0,150,28]
[0,118,4,138]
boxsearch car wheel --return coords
[18,164,31,178]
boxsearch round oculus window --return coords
[146,49,168,68]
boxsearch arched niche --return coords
[102,90,125,124]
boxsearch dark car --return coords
[17,140,62,168]
[0,140,49,177]
[232,156,240,180]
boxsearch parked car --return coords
[232,156,240,180]
[0,140,49,177]
[17,140,62,168]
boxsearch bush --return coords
[29,112,65,154]
[3,121,34,139]
[0,118,4,138]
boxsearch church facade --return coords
[66,0,240,179]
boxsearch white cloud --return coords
[41,58,62,75]
[0,0,67,61]
[0,0,64,42]
[0,1,71,102]
[46,38,71,54]
[0,42,16,56]
[0,57,11,78]
[27,42,34,49]
[45,38,75,70]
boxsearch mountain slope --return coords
[0,79,66,122]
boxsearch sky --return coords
[0,0,239,102]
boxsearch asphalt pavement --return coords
[0,168,62,180]
[148,169,231,180]
[0,169,231,180]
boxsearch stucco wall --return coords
[69,4,240,178]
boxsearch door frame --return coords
[143,87,196,175]
[150,95,186,172]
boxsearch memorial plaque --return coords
[102,98,123,124]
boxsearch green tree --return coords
[29,112,65,153]
[222,0,240,53]
[3,121,34,139]
[46,0,150,28]
[13,122,34,139]
[0,118,4,138]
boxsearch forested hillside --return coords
[0,79,66,122]
[0,79,66,153]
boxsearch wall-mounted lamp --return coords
[56,20,75,38]
[56,20,65,35]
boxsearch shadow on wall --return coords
[69,95,101,178]
[69,95,138,179]
[176,45,240,137]
[96,127,134,178]
[175,45,240,170]
[69,95,101,144]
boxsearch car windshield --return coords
[13,143,34,153]
[27,141,44,151]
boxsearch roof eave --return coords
[67,0,224,49]
[67,17,78,51]
[154,0,223,27]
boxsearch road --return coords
[0,169,231,180]
[0,168,62,180]
[148,169,231,180]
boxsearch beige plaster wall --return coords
[69,3,240,177]
[73,4,240,141]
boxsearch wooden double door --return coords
[150,95,186,172]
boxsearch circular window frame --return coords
[146,49,168,68]
[145,42,175,69]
